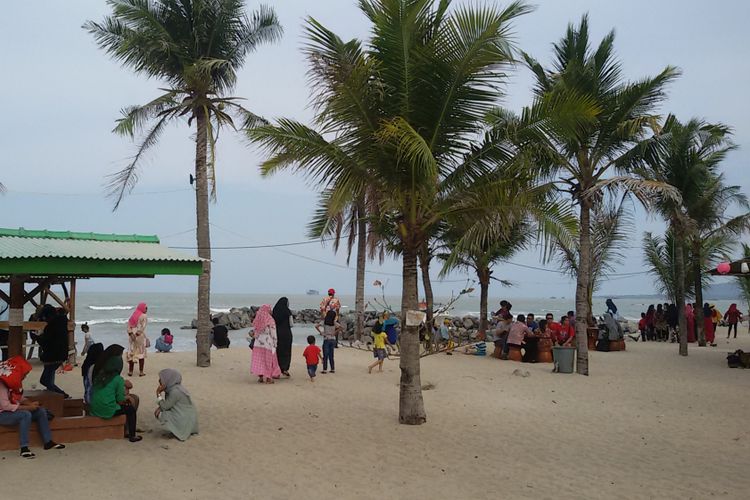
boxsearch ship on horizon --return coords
[306,289,320,296]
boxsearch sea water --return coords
[27,292,744,353]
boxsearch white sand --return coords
[3,336,750,499]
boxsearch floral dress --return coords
[250,326,281,379]
[126,314,148,362]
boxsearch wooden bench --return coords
[0,415,126,450]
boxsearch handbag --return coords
[145,336,151,348]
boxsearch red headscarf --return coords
[128,302,147,328]
[253,304,276,334]
[0,356,32,404]
[728,304,738,313]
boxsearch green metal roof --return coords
[0,227,203,277]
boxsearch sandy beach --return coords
[3,337,750,500]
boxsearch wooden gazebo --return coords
[0,227,203,358]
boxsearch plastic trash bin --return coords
[552,346,575,373]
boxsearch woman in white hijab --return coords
[154,368,198,441]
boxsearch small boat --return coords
[306,289,320,296]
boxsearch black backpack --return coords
[727,350,744,369]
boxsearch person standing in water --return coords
[126,302,148,377]
[272,297,294,377]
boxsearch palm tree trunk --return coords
[354,201,367,341]
[477,267,490,336]
[575,198,592,375]
[399,239,426,425]
[418,244,434,327]
[673,220,688,356]
[194,108,212,367]
[692,238,706,346]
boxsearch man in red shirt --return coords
[548,314,574,346]
[302,335,322,382]
[545,313,562,337]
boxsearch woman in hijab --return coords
[0,356,65,458]
[154,368,198,441]
[250,304,282,383]
[605,299,618,318]
[90,344,142,442]
[272,297,294,377]
[703,303,716,346]
[81,342,104,404]
[724,304,743,339]
[126,302,148,377]
[37,304,70,398]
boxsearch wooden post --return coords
[68,279,77,364]
[8,276,25,358]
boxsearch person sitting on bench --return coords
[89,344,142,443]
[0,356,66,458]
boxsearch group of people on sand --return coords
[637,302,744,346]
[250,289,348,383]
[481,300,576,361]
[0,301,198,459]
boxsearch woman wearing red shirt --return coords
[724,304,743,339]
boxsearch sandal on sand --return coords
[20,447,35,459]
[44,441,65,450]
[128,372,133,377]
[265,379,274,384]
[139,373,146,377]
[129,436,143,443]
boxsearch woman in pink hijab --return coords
[126,303,148,377]
[250,304,281,383]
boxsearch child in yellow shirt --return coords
[368,331,388,373]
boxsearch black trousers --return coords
[114,404,137,438]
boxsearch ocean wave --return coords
[210,307,231,314]
[88,305,134,311]
[76,317,176,326]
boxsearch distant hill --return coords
[599,281,747,301]
[703,281,746,301]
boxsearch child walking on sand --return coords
[368,329,388,373]
[302,336,322,382]
[315,310,341,374]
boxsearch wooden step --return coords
[63,398,84,417]
[0,415,126,450]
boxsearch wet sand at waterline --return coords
[4,337,750,499]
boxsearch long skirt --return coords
[687,317,695,342]
[276,326,293,372]
[704,318,715,344]
[251,347,281,379]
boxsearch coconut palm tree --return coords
[519,15,680,374]
[630,115,735,354]
[85,0,282,366]
[307,187,384,340]
[438,218,530,337]
[737,244,750,334]
[687,175,750,345]
[552,195,632,322]
[249,0,534,424]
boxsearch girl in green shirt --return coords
[89,344,142,442]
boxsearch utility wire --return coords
[5,187,192,197]
[171,222,647,280]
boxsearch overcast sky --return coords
[1,0,748,298]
